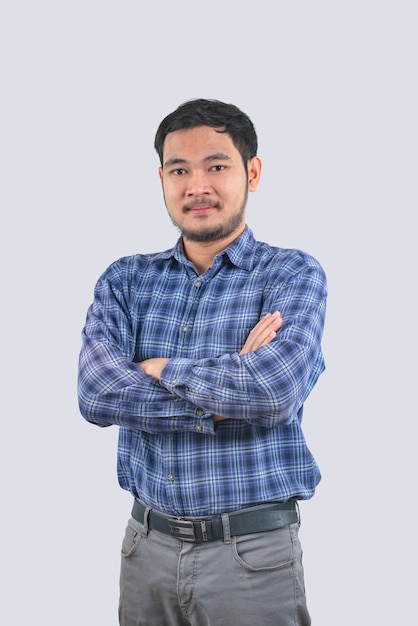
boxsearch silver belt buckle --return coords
[168,519,196,542]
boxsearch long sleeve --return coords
[77,265,214,434]
[159,260,327,428]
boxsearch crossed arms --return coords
[138,312,282,423]
[78,256,326,433]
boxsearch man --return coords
[78,99,327,626]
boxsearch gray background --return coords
[1,1,416,624]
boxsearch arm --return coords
[138,311,282,377]
[77,266,215,434]
[138,312,283,422]
[140,261,327,428]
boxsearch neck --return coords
[183,226,245,274]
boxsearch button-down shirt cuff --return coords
[160,357,192,392]
[161,358,215,434]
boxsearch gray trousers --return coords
[119,514,311,626]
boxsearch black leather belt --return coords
[131,499,299,543]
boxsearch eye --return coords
[171,168,187,175]
[210,165,225,172]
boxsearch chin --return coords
[183,227,238,243]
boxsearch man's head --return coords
[156,99,262,250]
[154,99,258,170]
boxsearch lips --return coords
[189,205,215,214]
[183,200,219,214]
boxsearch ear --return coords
[158,166,163,182]
[247,157,262,192]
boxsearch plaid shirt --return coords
[78,227,327,516]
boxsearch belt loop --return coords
[295,501,301,526]
[141,506,151,537]
[221,513,231,544]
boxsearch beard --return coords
[167,192,248,243]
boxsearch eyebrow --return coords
[163,152,232,169]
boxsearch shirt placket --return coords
[162,275,207,513]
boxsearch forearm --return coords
[158,349,322,428]
[156,301,325,428]
[136,305,325,428]
[136,312,284,426]
[78,335,215,433]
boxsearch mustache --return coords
[183,198,220,211]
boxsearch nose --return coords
[186,169,211,196]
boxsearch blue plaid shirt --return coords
[78,227,327,516]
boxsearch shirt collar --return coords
[157,226,257,272]
[221,226,257,271]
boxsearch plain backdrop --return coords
[1,1,416,624]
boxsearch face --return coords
[158,126,261,244]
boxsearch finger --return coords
[248,312,282,345]
[240,312,282,354]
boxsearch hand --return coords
[239,311,282,355]
[137,357,169,381]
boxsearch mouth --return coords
[188,206,215,215]
[183,200,220,215]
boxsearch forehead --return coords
[162,125,239,165]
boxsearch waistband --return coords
[131,499,299,543]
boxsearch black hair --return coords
[154,99,258,168]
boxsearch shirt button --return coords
[195,424,203,432]
[194,280,201,288]
[196,409,204,417]
[171,379,177,385]
[167,474,175,482]
[182,325,189,332]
